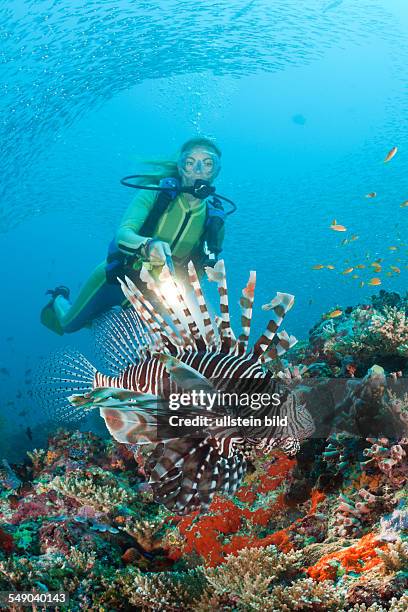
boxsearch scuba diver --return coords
[41,137,236,335]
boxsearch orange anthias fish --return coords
[368,277,381,286]
[384,146,398,163]
[325,309,343,319]
[312,264,325,270]
[389,246,398,251]
[355,264,366,269]
[400,200,408,208]
[365,192,377,198]
[390,266,401,274]
[342,267,354,274]
[330,222,347,232]
[326,265,335,270]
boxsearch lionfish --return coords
[40,260,314,514]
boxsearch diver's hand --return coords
[145,239,172,266]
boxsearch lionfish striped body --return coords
[42,260,314,514]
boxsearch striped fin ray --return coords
[122,277,182,350]
[145,437,246,514]
[218,454,247,495]
[168,274,207,351]
[92,309,145,375]
[253,292,295,357]
[34,349,97,423]
[119,277,165,351]
[187,261,217,348]
[117,278,158,350]
[236,270,256,355]
[147,282,195,351]
[206,260,236,351]
[262,330,298,363]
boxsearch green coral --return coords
[41,467,136,513]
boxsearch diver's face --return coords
[178,146,221,187]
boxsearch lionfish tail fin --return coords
[253,292,295,358]
[34,349,98,423]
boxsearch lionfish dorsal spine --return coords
[125,279,183,350]
[262,331,298,363]
[253,292,295,358]
[119,277,164,350]
[109,309,144,362]
[122,275,170,350]
[152,283,196,350]
[187,261,217,348]
[169,275,208,351]
[236,270,256,356]
[206,259,236,352]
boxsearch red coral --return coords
[10,497,51,524]
[306,533,387,581]
[0,528,14,553]
[168,452,296,566]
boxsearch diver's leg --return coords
[42,263,124,334]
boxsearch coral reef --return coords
[1,290,408,609]
[290,290,408,376]
[0,423,406,610]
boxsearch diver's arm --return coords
[115,189,157,256]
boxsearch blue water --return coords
[1,0,407,459]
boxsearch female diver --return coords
[41,137,232,335]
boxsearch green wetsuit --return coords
[116,187,209,266]
[42,187,223,335]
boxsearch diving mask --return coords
[178,150,221,179]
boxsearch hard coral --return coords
[204,545,303,610]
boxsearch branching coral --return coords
[368,307,408,357]
[375,538,408,574]
[346,594,408,611]
[100,566,209,611]
[321,306,408,360]
[204,545,303,610]
[43,467,134,512]
[270,578,345,611]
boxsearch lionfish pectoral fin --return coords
[145,438,247,514]
[99,393,163,445]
